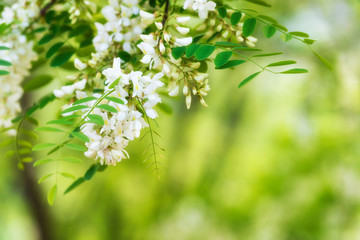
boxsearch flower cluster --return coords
[0,0,38,135]
[67,58,164,165]
[89,0,144,67]
[183,0,216,19]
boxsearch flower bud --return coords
[183,84,189,95]
[155,22,163,30]
[186,94,192,109]
[192,86,197,95]
[200,97,208,108]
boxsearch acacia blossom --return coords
[65,58,164,165]
[0,0,39,135]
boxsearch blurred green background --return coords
[1,0,360,239]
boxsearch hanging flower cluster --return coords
[0,0,324,203]
[0,0,38,135]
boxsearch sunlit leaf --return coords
[238,71,262,88]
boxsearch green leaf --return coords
[272,23,288,32]
[257,15,277,24]
[51,51,75,67]
[23,74,53,91]
[71,131,90,143]
[281,33,293,42]
[118,51,131,62]
[46,42,64,59]
[22,157,33,163]
[214,51,233,68]
[215,42,240,48]
[39,34,55,45]
[311,50,333,70]
[61,115,81,120]
[243,18,257,37]
[87,114,104,125]
[62,157,83,164]
[64,177,85,194]
[245,0,271,7]
[252,52,283,57]
[172,46,186,60]
[65,143,87,152]
[218,7,227,18]
[231,12,242,25]
[61,105,89,114]
[195,45,216,61]
[18,140,32,148]
[47,184,57,206]
[105,96,124,104]
[84,164,99,180]
[233,47,262,51]
[19,148,31,155]
[96,104,118,113]
[303,38,316,45]
[263,25,276,38]
[266,60,297,67]
[11,115,23,123]
[38,173,54,184]
[280,68,309,74]
[60,172,76,179]
[185,44,200,58]
[0,70,9,75]
[238,71,262,88]
[35,126,65,132]
[68,25,89,38]
[0,46,10,50]
[33,158,54,167]
[216,60,246,69]
[46,119,73,125]
[289,31,309,38]
[73,97,97,105]
[0,59,11,66]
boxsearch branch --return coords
[162,0,170,26]
[40,0,57,17]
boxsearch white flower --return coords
[155,22,163,30]
[74,58,87,70]
[139,10,155,24]
[183,0,216,19]
[175,37,193,46]
[176,26,190,35]
[102,57,125,86]
[176,16,191,23]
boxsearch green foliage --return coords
[195,45,216,61]
[217,7,227,18]
[243,18,257,37]
[46,42,64,59]
[214,51,233,68]
[51,51,75,67]
[172,46,187,60]
[185,44,200,58]
[230,12,242,25]
[47,184,57,206]
[96,104,118,113]
[238,71,262,88]
[263,25,276,38]
[23,75,53,91]
[0,59,11,66]
[216,60,246,70]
